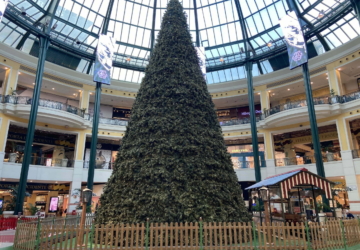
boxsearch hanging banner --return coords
[93,34,115,85]
[196,47,206,80]
[279,11,308,70]
[0,0,8,23]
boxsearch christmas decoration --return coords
[95,0,251,224]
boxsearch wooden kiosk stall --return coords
[245,168,334,224]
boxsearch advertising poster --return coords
[84,149,112,169]
[196,47,206,80]
[93,34,115,85]
[279,11,308,70]
[0,0,8,23]
[49,197,59,212]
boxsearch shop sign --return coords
[0,182,70,191]
[8,132,75,148]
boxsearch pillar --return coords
[336,117,360,211]
[79,90,90,111]
[0,115,10,178]
[67,131,86,213]
[263,130,276,177]
[326,62,344,96]
[1,63,20,96]
[260,89,270,111]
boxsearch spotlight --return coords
[76,40,81,45]
[318,10,325,18]
[267,40,273,47]
[126,57,131,62]
[21,7,26,16]
[219,57,224,62]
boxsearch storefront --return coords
[0,182,70,216]
[227,144,266,169]
[3,124,76,167]
[83,140,120,169]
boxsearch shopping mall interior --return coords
[0,0,359,217]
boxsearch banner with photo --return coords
[196,47,206,80]
[0,0,8,23]
[93,34,115,85]
[279,11,308,70]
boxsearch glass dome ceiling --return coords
[1,0,359,84]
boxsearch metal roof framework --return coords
[0,0,359,84]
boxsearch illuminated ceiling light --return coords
[268,90,271,93]
[287,88,290,91]
[326,77,328,79]
[219,57,224,62]
[126,57,131,62]
[90,93,92,95]
[18,72,21,75]
[32,83,35,85]
[52,88,55,90]
[311,82,313,84]
[30,180,33,182]
[73,93,76,96]
[257,93,260,95]
[2,179,5,181]
[318,10,325,18]
[4,67,8,69]
[78,90,82,92]
[272,93,275,96]
[267,40,273,47]
[337,68,341,71]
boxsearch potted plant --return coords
[61,157,69,167]
[4,186,30,216]
[323,142,334,162]
[330,89,338,103]
[26,203,39,216]
[8,141,18,163]
[316,202,330,223]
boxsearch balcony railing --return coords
[84,114,128,126]
[275,153,341,167]
[3,154,74,168]
[1,95,85,117]
[232,160,266,169]
[83,161,114,170]
[219,116,264,126]
[352,149,360,159]
[263,91,360,118]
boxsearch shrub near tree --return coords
[95,0,251,224]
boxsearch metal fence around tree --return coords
[13,218,360,250]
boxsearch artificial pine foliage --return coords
[95,0,251,224]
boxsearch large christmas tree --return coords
[95,0,251,224]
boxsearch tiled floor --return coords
[0,230,15,249]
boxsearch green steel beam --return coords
[350,0,360,23]
[286,0,331,52]
[193,0,200,47]
[233,0,261,182]
[87,0,115,196]
[150,0,158,54]
[14,0,60,215]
